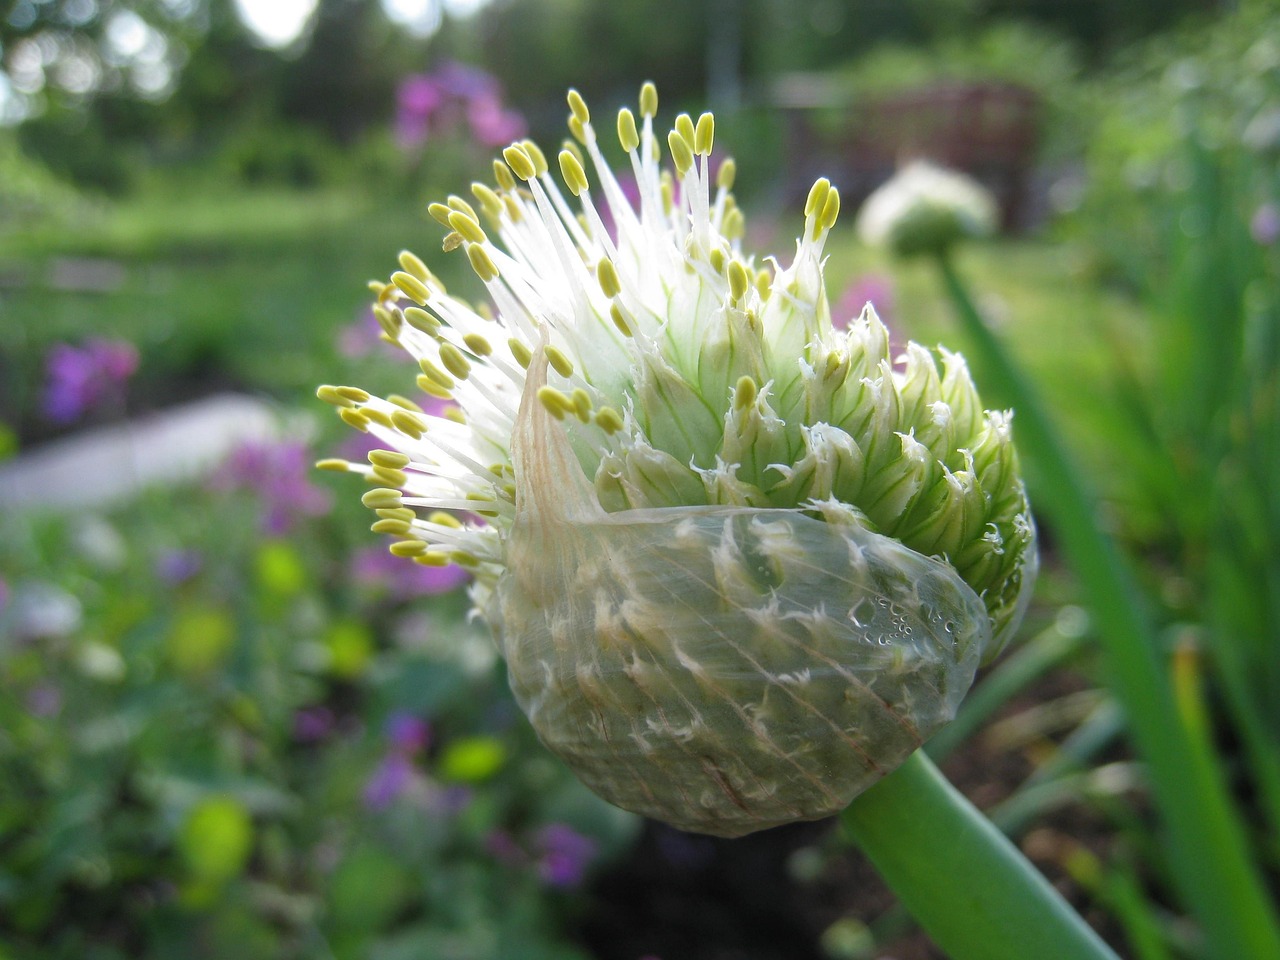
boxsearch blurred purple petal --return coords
[154,549,203,585]
[211,440,333,534]
[362,753,414,811]
[293,706,336,743]
[834,273,896,329]
[1251,203,1279,246]
[385,711,431,754]
[536,823,597,888]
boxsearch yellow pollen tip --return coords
[416,374,451,400]
[675,113,695,147]
[402,306,440,333]
[508,338,533,369]
[316,385,354,407]
[361,487,403,509]
[389,539,428,558]
[571,387,592,422]
[463,333,493,356]
[820,186,841,230]
[419,358,455,389]
[723,207,745,240]
[363,407,395,430]
[466,243,500,282]
[536,386,574,419]
[391,409,428,438]
[567,88,590,126]
[369,449,410,469]
[438,342,473,380]
[805,178,831,219]
[610,302,633,336]
[545,345,575,379]
[387,394,423,413]
[558,149,589,197]
[503,144,537,182]
[567,115,586,145]
[427,202,453,226]
[728,260,750,302]
[595,406,624,434]
[596,258,621,298]
[446,194,478,218]
[336,385,370,402]
[694,112,714,156]
[667,130,694,177]
[617,108,639,152]
[709,248,725,274]
[427,511,463,529]
[447,210,487,244]
[717,157,737,191]
[377,507,416,522]
[371,518,412,535]
[471,182,503,219]
[493,159,516,191]
[391,271,431,306]
[522,140,549,176]
[371,465,408,487]
[315,458,350,472]
[415,551,452,567]
[639,81,658,118]
[339,408,370,432]
[734,375,757,410]
[397,250,430,281]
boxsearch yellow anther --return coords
[372,304,401,339]
[568,115,586,145]
[502,194,522,222]
[639,81,658,118]
[427,202,453,226]
[316,385,355,407]
[368,279,388,296]
[471,182,503,219]
[419,358,454,389]
[717,157,736,191]
[755,268,773,300]
[545,345,575,378]
[728,260,750,302]
[389,539,428,558]
[391,270,431,306]
[315,458,350,471]
[805,177,831,218]
[369,449,410,469]
[536,386,573,420]
[446,194,478,218]
[609,303,633,336]
[723,206,745,240]
[361,487,403,509]
[594,406,624,434]
[820,185,841,230]
[447,210,487,245]
[398,250,430,282]
[476,302,494,321]
[336,385,370,402]
[660,170,675,212]
[363,407,395,430]
[443,406,465,424]
[442,232,464,253]
[438,342,473,380]
[451,551,481,568]
[694,112,714,156]
[567,88,590,126]
[709,247,725,274]
[402,306,440,333]
[339,407,370,432]
[466,243,500,282]
[415,551,452,567]
[387,394,422,412]
[416,375,454,400]
[617,108,639,152]
[508,338,533,369]
[427,511,463,529]
[377,506,416,522]
[371,518,412,536]
[493,159,516,191]
[391,409,428,438]
[596,258,621,298]
[734,375,757,410]
[463,333,493,356]
[371,465,407,487]
[667,130,694,177]
[675,113,695,147]
[570,388,592,423]
[522,140,548,176]
[558,149,589,197]
[503,144,537,182]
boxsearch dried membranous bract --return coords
[318,84,1037,837]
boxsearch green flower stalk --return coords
[318,84,1035,837]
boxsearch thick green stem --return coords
[842,751,1120,960]
[935,252,1280,960]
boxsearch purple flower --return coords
[211,440,333,535]
[42,338,138,424]
[26,683,63,718]
[385,711,431,754]
[467,92,527,148]
[834,273,896,329]
[485,829,525,865]
[293,705,336,743]
[394,62,523,152]
[154,549,203,585]
[362,753,415,811]
[1251,203,1279,246]
[535,823,597,888]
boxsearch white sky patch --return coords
[382,0,443,38]
[233,0,319,49]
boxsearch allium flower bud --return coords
[319,86,1036,836]
[856,161,998,258]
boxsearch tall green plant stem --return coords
[936,253,1280,960]
[843,751,1120,960]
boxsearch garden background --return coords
[1,1,1278,958]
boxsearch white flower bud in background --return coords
[856,160,999,258]
[319,85,1036,837]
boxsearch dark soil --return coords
[576,666,1134,960]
